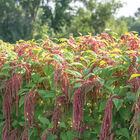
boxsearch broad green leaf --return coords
[17,89,28,95]
[59,122,66,128]
[82,68,91,75]
[66,131,74,140]
[98,78,104,86]
[0,72,10,77]
[38,90,56,99]
[43,65,54,77]
[32,49,39,55]
[84,73,95,79]
[53,54,64,63]
[19,96,25,107]
[99,99,108,111]
[83,130,91,139]
[113,98,124,111]
[92,67,102,75]
[73,83,82,88]
[119,108,129,121]
[25,82,36,89]
[105,78,119,87]
[63,51,73,59]
[31,72,40,83]
[12,120,18,127]
[28,130,33,139]
[27,57,33,63]
[2,65,13,71]
[38,77,48,82]
[116,128,130,139]
[48,122,54,129]
[64,70,82,77]
[38,117,50,125]
[19,122,25,126]
[69,62,84,68]
[60,132,67,140]
[47,134,57,140]
[126,92,136,101]
[14,67,25,74]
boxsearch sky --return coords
[115,0,140,17]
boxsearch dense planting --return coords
[0,33,140,140]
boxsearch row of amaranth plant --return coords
[0,32,140,140]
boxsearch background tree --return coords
[0,0,43,43]
[135,7,140,19]
[0,0,131,43]
[105,17,128,35]
[67,0,122,36]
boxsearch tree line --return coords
[0,0,140,43]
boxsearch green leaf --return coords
[53,54,64,63]
[105,78,119,87]
[113,98,124,111]
[126,92,135,101]
[12,120,18,127]
[119,108,129,121]
[83,130,91,139]
[116,128,130,139]
[43,65,54,77]
[92,67,102,75]
[38,117,50,125]
[0,72,10,77]
[0,121,4,127]
[28,130,33,138]
[47,134,57,140]
[69,62,84,68]
[59,122,66,128]
[38,90,56,99]
[31,72,40,83]
[14,67,25,74]
[65,70,82,78]
[82,68,91,75]
[32,49,38,55]
[17,89,28,95]
[26,57,33,63]
[2,65,13,71]
[66,131,74,140]
[73,83,82,88]
[19,96,25,107]
[25,82,36,89]
[84,73,95,79]
[99,99,108,111]
[63,51,73,59]
[38,77,48,82]
[48,122,54,129]
[60,132,67,140]
[19,122,25,126]
[98,78,104,86]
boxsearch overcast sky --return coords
[115,0,140,17]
